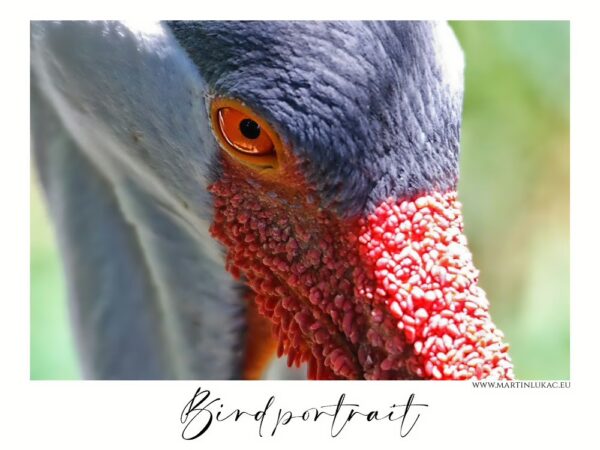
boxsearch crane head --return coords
[169,21,514,380]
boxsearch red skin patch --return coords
[209,159,514,380]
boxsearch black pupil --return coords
[239,119,261,139]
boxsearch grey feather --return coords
[168,21,464,217]
[31,21,246,379]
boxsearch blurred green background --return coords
[30,21,570,380]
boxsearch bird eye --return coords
[211,99,280,169]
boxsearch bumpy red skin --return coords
[209,160,514,380]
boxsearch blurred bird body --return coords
[30,21,513,379]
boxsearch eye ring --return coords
[210,98,282,170]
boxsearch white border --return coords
[3,0,598,447]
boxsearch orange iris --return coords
[218,108,274,155]
[211,99,281,169]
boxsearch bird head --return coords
[169,21,514,380]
